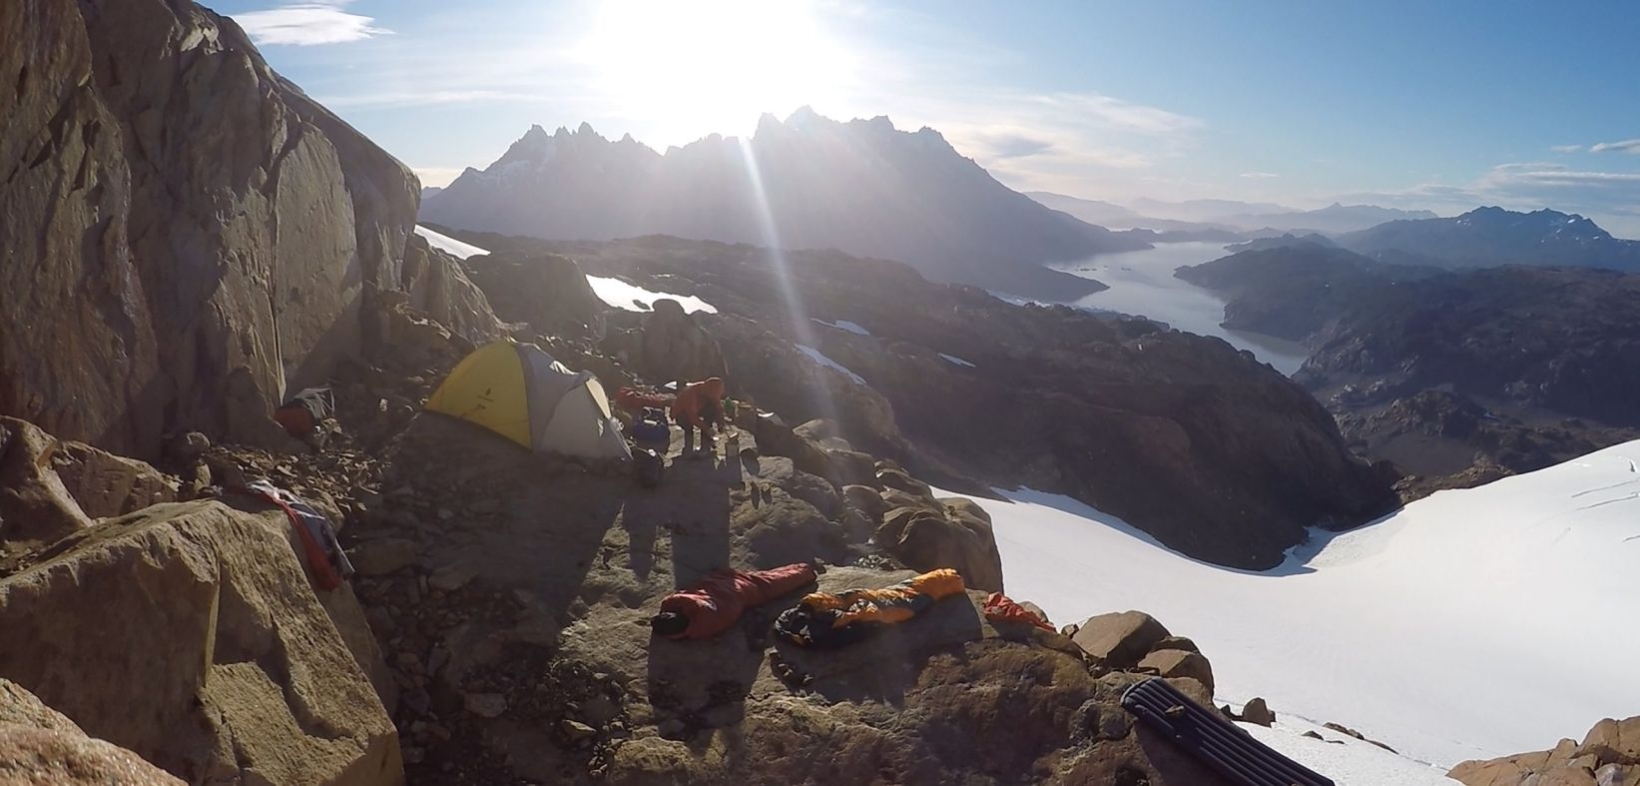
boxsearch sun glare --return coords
[575,0,856,145]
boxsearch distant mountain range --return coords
[420,109,1150,297]
[1028,193,1439,235]
[1223,232,1337,253]
[1337,206,1640,270]
[1130,197,1294,223]
[1219,203,1439,235]
[1025,192,1239,234]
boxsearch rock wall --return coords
[461,250,605,339]
[0,0,424,458]
[0,416,176,553]
[0,678,183,785]
[1450,716,1640,786]
[0,500,403,786]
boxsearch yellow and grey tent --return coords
[426,339,632,460]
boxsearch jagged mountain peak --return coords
[421,110,1152,296]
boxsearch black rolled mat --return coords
[1121,677,1335,786]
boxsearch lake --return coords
[1053,242,1310,375]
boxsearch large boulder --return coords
[750,412,837,483]
[1452,717,1640,786]
[872,497,1005,593]
[1239,697,1276,727]
[0,0,422,458]
[1071,611,1172,669]
[461,250,603,338]
[401,233,503,345]
[0,678,182,785]
[0,416,179,553]
[1138,649,1215,695]
[637,299,726,384]
[1579,717,1640,766]
[0,500,403,786]
[49,438,177,519]
[0,418,93,548]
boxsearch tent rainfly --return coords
[425,339,632,460]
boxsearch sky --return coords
[211,0,1640,236]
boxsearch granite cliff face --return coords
[0,0,447,458]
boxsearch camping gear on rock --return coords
[634,448,666,489]
[244,480,354,591]
[982,592,1055,632]
[273,386,334,437]
[774,568,966,649]
[615,386,675,417]
[630,408,671,454]
[426,339,632,460]
[1122,677,1335,786]
[653,563,819,640]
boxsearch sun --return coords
[574,0,857,145]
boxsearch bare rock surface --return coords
[1,0,425,458]
[0,499,402,786]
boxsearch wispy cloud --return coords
[1590,138,1640,154]
[979,133,1055,159]
[1025,93,1201,136]
[1240,171,1279,179]
[1551,144,1584,154]
[233,1,389,47]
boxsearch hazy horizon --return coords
[210,0,1640,237]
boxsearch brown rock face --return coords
[0,679,183,785]
[400,234,503,346]
[49,439,176,519]
[1072,611,1172,669]
[1451,717,1640,786]
[1139,649,1215,695]
[0,500,403,786]
[1579,717,1640,766]
[1240,697,1275,727]
[0,416,179,554]
[873,496,1005,593]
[635,299,727,384]
[0,419,93,547]
[1,0,422,457]
[461,251,604,338]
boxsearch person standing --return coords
[671,377,725,458]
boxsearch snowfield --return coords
[585,275,718,315]
[414,224,490,260]
[952,439,1640,769]
[812,318,871,336]
[412,225,718,314]
[796,344,867,385]
[1238,714,1461,785]
[939,352,976,367]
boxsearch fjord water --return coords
[1057,242,1310,374]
